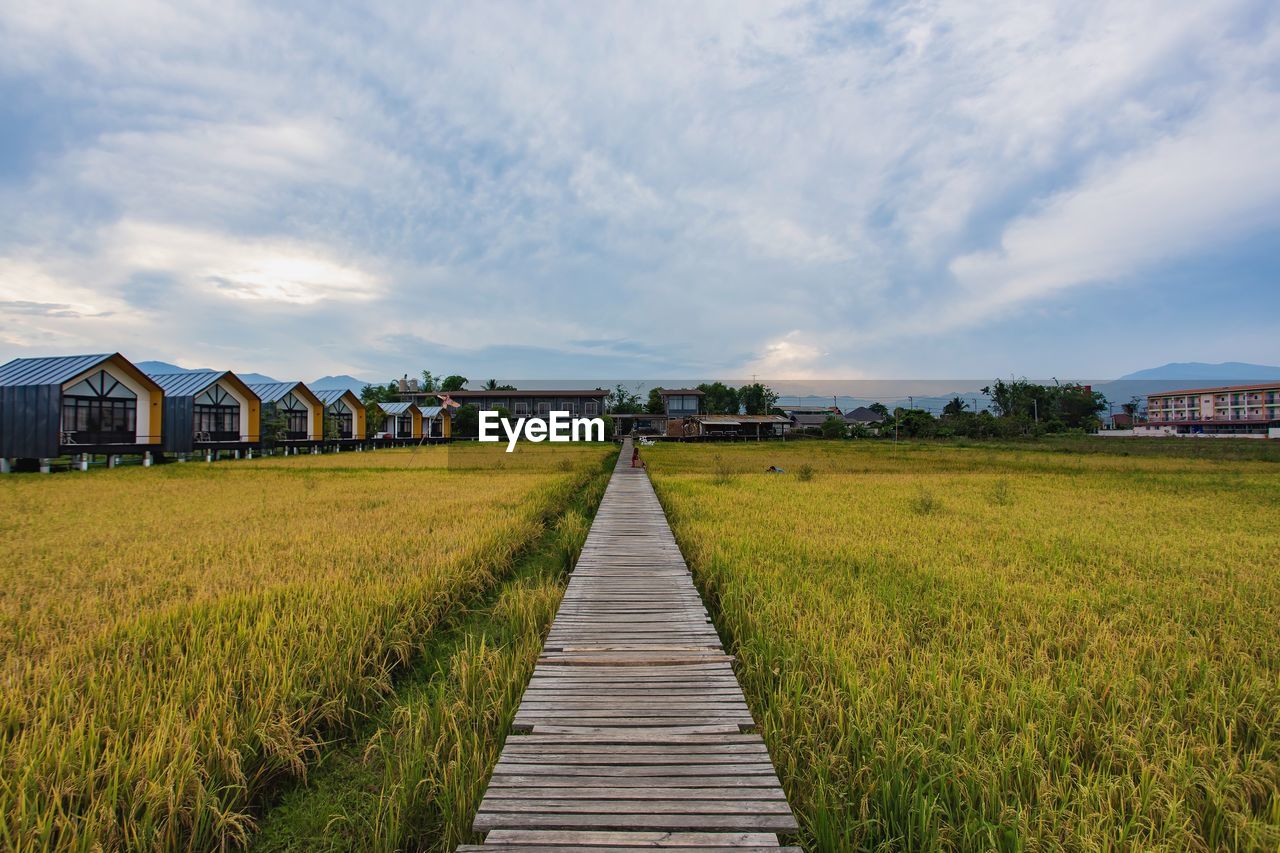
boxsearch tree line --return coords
[350,373,1110,439]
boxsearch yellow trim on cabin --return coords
[220,372,262,443]
[105,353,165,444]
[349,392,367,439]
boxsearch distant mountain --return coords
[133,360,279,384]
[310,374,374,394]
[1119,362,1280,381]
[135,359,206,375]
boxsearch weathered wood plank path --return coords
[461,439,798,851]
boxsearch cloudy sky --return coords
[1,1,1278,382]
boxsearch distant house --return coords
[843,406,884,425]
[147,371,261,453]
[418,405,449,438]
[611,413,669,436]
[378,401,422,439]
[0,353,165,461]
[314,389,366,440]
[1106,412,1142,429]
[781,405,842,417]
[790,412,833,431]
[691,413,791,439]
[657,389,704,437]
[249,381,324,444]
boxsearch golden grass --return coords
[644,440,1280,851]
[0,443,613,850]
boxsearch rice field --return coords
[643,440,1280,851]
[0,443,615,851]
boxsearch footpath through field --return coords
[462,438,799,852]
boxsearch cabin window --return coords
[329,401,353,438]
[514,401,529,416]
[193,385,241,441]
[583,400,599,416]
[61,370,138,444]
[280,392,309,439]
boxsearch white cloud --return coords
[0,0,1277,377]
[109,222,381,306]
[946,89,1280,325]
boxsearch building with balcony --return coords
[249,382,324,444]
[1141,383,1280,437]
[0,353,165,462]
[377,401,422,439]
[147,370,261,453]
[314,389,366,441]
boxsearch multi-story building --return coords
[1141,383,1280,437]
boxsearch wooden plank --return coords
[470,440,798,847]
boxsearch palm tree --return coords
[483,379,499,390]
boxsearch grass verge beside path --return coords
[251,451,614,852]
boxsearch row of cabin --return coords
[0,353,447,462]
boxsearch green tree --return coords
[868,402,890,420]
[697,382,740,415]
[607,384,643,414]
[360,383,394,433]
[646,388,665,415]
[482,379,517,391]
[739,383,779,415]
[894,408,937,438]
[323,410,341,442]
[259,405,286,450]
[451,404,479,437]
[820,415,846,439]
[440,375,468,392]
[1055,382,1107,430]
[942,396,968,417]
[419,371,437,393]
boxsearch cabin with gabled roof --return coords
[314,389,366,440]
[248,381,323,444]
[418,405,449,438]
[147,371,261,454]
[377,401,421,439]
[0,353,164,463]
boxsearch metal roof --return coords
[0,354,113,387]
[418,405,443,417]
[791,413,836,426]
[146,370,226,397]
[379,401,414,414]
[314,388,358,405]
[249,381,306,403]
[844,406,884,422]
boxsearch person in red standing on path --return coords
[631,445,641,468]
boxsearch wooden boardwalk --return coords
[462,440,798,852]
